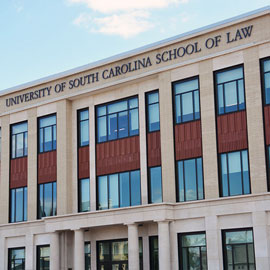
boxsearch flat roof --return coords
[1,5,269,96]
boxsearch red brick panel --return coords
[78,146,90,179]
[174,120,202,161]
[217,110,248,153]
[10,157,27,188]
[38,151,57,184]
[96,136,140,176]
[147,131,161,167]
[264,106,270,145]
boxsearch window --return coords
[97,97,139,143]
[78,109,89,147]
[98,170,141,210]
[11,122,27,158]
[146,91,160,132]
[149,166,162,204]
[261,58,270,105]
[178,232,207,270]
[149,236,159,270]
[173,77,200,124]
[97,239,143,270]
[10,187,27,223]
[215,66,245,115]
[85,242,91,270]
[37,245,50,270]
[79,178,90,212]
[177,157,204,202]
[220,150,250,197]
[38,182,57,219]
[222,229,255,270]
[8,248,25,270]
[39,114,56,153]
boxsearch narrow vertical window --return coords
[85,242,91,270]
[149,166,162,203]
[222,229,255,270]
[149,236,159,270]
[39,114,56,153]
[146,91,160,132]
[261,58,270,105]
[37,245,50,270]
[8,248,25,270]
[79,178,90,212]
[10,187,27,223]
[78,109,89,147]
[11,122,28,158]
[179,232,207,270]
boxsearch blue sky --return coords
[0,0,269,91]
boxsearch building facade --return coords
[0,6,270,270]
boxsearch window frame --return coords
[37,245,50,270]
[260,57,270,106]
[95,95,139,143]
[38,113,57,154]
[9,186,27,223]
[78,178,90,213]
[214,64,246,116]
[10,121,28,159]
[97,170,141,210]
[145,90,160,133]
[172,76,201,125]
[8,247,25,270]
[85,241,91,270]
[222,228,256,270]
[149,235,159,270]
[77,108,89,147]
[218,149,251,197]
[176,156,205,202]
[178,231,207,270]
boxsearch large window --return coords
[79,178,90,212]
[149,166,162,204]
[98,170,141,210]
[177,157,204,202]
[149,236,159,270]
[220,150,250,197]
[11,122,28,158]
[38,182,57,219]
[178,232,207,270]
[261,58,270,105]
[78,109,89,147]
[146,91,160,132]
[215,66,245,115]
[85,242,91,270]
[97,239,143,270]
[39,114,56,153]
[97,97,139,143]
[222,229,255,270]
[37,245,50,270]
[8,248,25,270]
[173,77,200,124]
[10,187,27,223]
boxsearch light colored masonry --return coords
[0,6,270,270]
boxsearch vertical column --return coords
[158,220,171,270]
[244,47,267,193]
[200,60,219,199]
[138,89,148,205]
[159,72,176,203]
[0,115,10,224]
[89,98,96,211]
[252,211,270,269]
[127,223,140,270]
[25,233,34,270]
[205,216,222,270]
[74,229,85,270]
[27,108,37,221]
[57,100,73,215]
[50,232,60,270]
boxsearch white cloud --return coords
[69,0,186,13]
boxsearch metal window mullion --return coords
[128,108,130,137]
[43,127,45,152]
[240,151,244,195]
[231,244,235,269]
[183,161,186,202]
[226,154,230,196]
[195,158,198,200]
[116,112,119,139]
[192,90,195,120]
[14,189,17,222]
[15,134,17,158]
[222,84,226,114]
[199,246,202,270]
[129,172,132,206]
[107,176,110,209]
[236,79,240,111]
[180,94,183,123]
[246,243,250,270]
[118,173,120,208]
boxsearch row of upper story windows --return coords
[6,57,270,159]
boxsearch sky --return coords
[0,0,269,91]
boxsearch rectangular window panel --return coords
[220,150,250,197]
[96,97,139,143]
[215,66,245,115]
[149,236,159,270]
[261,58,270,104]
[37,246,50,270]
[177,157,204,202]
[85,242,91,270]
[9,248,25,270]
[146,91,160,132]
[98,170,141,210]
[11,122,28,158]
[149,166,162,203]
[223,229,255,270]
[39,115,56,153]
[79,178,90,212]
[79,109,89,147]
[10,187,27,223]
[173,77,200,124]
